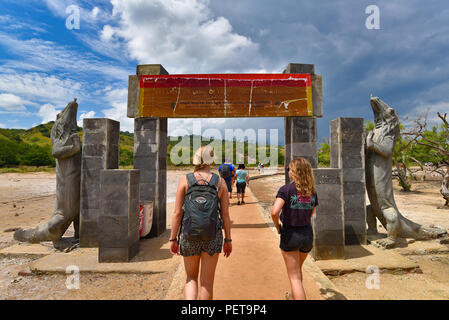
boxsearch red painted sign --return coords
[138,74,313,118]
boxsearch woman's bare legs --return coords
[281,250,306,300]
[299,251,309,281]
[183,255,201,300]
[199,252,220,300]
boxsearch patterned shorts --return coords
[179,220,223,257]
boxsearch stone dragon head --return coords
[51,99,79,144]
[370,96,400,143]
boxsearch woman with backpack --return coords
[271,157,318,300]
[169,146,232,300]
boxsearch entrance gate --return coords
[129,63,322,238]
[79,63,366,263]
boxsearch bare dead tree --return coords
[403,111,449,207]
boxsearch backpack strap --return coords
[186,173,198,188]
[209,173,220,189]
[187,172,221,190]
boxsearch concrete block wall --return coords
[99,169,140,262]
[330,118,367,245]
[311,168,345,260]
[80,118,120,248]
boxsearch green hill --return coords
[0,122,285,169]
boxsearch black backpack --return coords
[181,173,221,241]
[220,164,231,179]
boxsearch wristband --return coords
[169,238,178,242]
[224,238,232,243]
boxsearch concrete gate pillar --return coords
[132,65,168,238]
[283,63,320,183]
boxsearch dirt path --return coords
[213,189,323,300]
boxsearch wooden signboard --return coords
[138,74,313,118]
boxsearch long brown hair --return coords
[289,157,316,196]
[192,145,215,172]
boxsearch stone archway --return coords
[130,63,322,239]
[77,63,367,262]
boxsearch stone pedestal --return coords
[80,118,120,248]
[134,118,167,237]
[99,170,140,262]
[312,168,345,260]
[330,118,366,245]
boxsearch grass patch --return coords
[0,166,56,174]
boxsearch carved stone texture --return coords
[441,170,449,207]
[80,118,120,248]
[284,117,318,184]
[311,168,345,260]
[14,100,81,249]
[330,117,367,245]
[134,118,167,238]
[365,97,447,248]
[99,169,140,262]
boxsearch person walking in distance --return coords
[271,158,318,300]
[235,164,249,205]
[170,146,232,300]
[218,160,235,200]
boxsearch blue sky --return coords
[0,0,448,144]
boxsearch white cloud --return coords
[100,25,115,42]
[404,101,449,128]
[0,72,82,106]
[0,123,5,128]
[105,0,262,73]
[0,93,29,112]
[92,7,100,18]
[0,15,48,34]
[43,0,106,25]
[78,110,96,127]
[101,87,133,132]
[38,103,61,124]
[0,32,131,80]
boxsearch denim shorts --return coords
[280,224,313,253]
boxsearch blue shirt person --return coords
[218,162,235,199]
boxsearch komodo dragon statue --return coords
[14,99,81,249]
[365,97,447,248]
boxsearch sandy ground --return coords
[250,175,449,300]
[1,169,448,300]
[0,167,265,300]
[0,170,191,300]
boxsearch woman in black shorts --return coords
[169,146,232,300]
[271,157,318,300]
[235,164,249,205]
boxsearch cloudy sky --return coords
[0,0,448,144]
